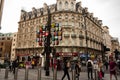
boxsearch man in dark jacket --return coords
[61,60,70,80]
[12,59,18,74]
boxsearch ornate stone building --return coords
[16,0,104,61]
[0,33,12,62]
[111,37,119,52]
[102,26,111,56]
[111,37,119,59]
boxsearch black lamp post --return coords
[44,7,51,76]
[114,49,119,60]
[36,5,62,76]
[36,8,51,76]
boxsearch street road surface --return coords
[0,68,120,80]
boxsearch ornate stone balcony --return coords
[64,34,70,38]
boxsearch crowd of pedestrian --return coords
[1,55,120,80]
[6,58,38,74]
[61,58,81,80]
[60,56,120,80]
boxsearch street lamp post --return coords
[36,5,62,76]
[36,11,51,76]
[44,7,51,76]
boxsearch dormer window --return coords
[65,1,68,10]
[71,2,74,11]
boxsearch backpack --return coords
[87,61,92,68]
[75,64,81,73]
[67,62,70,68]
[32,61,35,65]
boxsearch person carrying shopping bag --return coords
[98,60,104,80]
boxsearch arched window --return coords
[59,2,62,10]
[65,14,68,19]
[59,14,62,19]
[80,39,83,46]
[71,2,74,11]
[25,28,28,33]
[80,31,83,35]
[65,1,68,10]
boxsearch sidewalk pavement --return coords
[0,68,120,80]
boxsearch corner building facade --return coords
[17,0,104,61]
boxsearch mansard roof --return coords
[19,1,103,26]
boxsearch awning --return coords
[80,54,86,57]
[16,53,30,56]
[56,52,78,57]
[80,54,90,58]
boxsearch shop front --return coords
[79,53,97,66]
[51,52,78,70]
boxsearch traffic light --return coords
[103,46,110,52]
[114,49,119,60]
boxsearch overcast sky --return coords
[0,0,120,40]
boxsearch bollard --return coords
[94,69,97,80]
[14,68,18,80]
[0,66,1,71]
[53,58,57,80]
[53,66,57,80]
[72,69,75,80]
[94,63,98,80]
[4,67,9,79]
[37,68,41,80]
[72,62,75,80]
[25,68,29,80]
